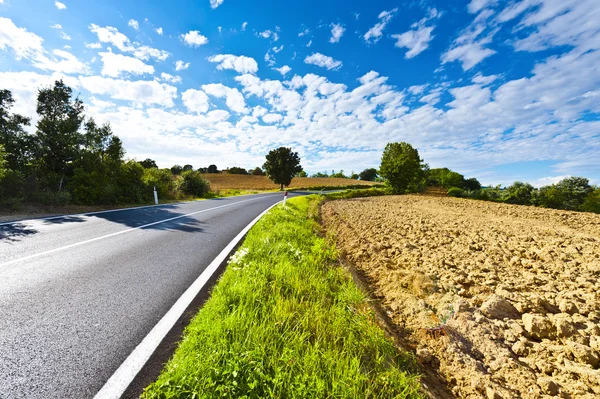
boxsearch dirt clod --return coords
[322,195,600,398]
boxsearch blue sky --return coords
[0,0,599,186]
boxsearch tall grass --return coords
[143,195,422,399]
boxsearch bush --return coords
[34,190,72,205]
[142,168,176,199]
[502,181,534,205]
[581,188,600,214]
[117,160,146,204]
[178,170,211,197]
[447,187,465,197]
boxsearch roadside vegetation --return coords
[143,195,423,399]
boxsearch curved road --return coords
[0,193,296,398]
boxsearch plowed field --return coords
[200,174,377,191]
[322,195,600,399]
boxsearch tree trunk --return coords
[280,183,284,191]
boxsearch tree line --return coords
[379,142,600,214]
[0,81,212,208]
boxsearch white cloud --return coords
[33,49,88,74]
[472,73,498,85]
[262,113,282,124]
[264,50,275,67]
[59,31,71,41]
[160,72,182,84]
[175,60,190,70]
[364,8,397,43]
[0,17,44,59]
[181,88,210,113]
[180,30,208,47]
[50,24,62,29]
[50,23,71,40]
[329,23,345,43]
[54,1,66,10]
[441,10,497,70]
[89,24,169,60]
[468,0,497,14]
[155,27,163,35]
[79,76,177,107]
[201,83,248,113]
[257,29,279,42]
[208,54,258,74]
[86,42,102,49]
[272,45,283,53]
[274,65,291,76]
[241,22,248,31]
[306,40,312,47]
[99,51,154,77]
[304,53,342,70]
[128,19,139,30]
[210,0,224,9]
[298,28,310,37]
[392,25,435,59]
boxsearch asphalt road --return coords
[0,193,296,399]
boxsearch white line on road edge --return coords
[0,196,274,268]
[0,192,274,226]
[93,201,282,399]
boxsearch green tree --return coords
[426,168,464,188]
[379,142,426,194]
[556,176,593,210]
[359,168,378,181]
[207,164,218,174]
[331,170,347,178]
[227,166,248,175]
[140,158,158,169]
[0,89,33,172]
[35,80,85,191]
[581,188,600,214]
[502,181,535,205]
[263,147,303,190]
[463,177,482,191]
[296,170,308,178]
[183,164,193,172]
[250,167,265,176]
[311,172,329,178]
[0,144,7,181]
[171,165,183,175]
[178,170,211,197]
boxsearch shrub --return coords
[581,188,600,214]
[447,187,465,197]
[142,168,176,199]
[35,190,72,205]
[178,170,211,197]
[117,160,146,203]
[502,181,535,205]
[464,177,482,191]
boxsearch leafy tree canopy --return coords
[379,142,427,194]
[263,147,303,190]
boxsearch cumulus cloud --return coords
[98,51,154,77]
[160,72,182,84]
[181,88,210,113]
[241,22,248,31]
[201,83,248,113]
[128,19,139,30]
[262,113,282,124]
[468,0,498,14]
[79,76,178,107]
[304,53,342,70]
[392,24,435,58]
[364,8,397,43]
[180,30,208,47]
[257,28,279,42]
[274,65,291,76]
[298,27,310,37]
[155,27,163,35]
[175,60,190,70]
[329,23,345,43]
[54,1,66,10]
[208,54,258,74]
[89,24,169,60]
[210,0,224,9]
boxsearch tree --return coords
[464,177,482,191]
[35,80,85,191]
[296,170,308,178]
[183,164,193,172]
[556,176,593,210]
[0,89,32,172]
[171,165,183,175]
[140,158,158,169]
[311,171,328,178]
[331,170,347,178]
[582,188,600,214]
[178,170,210,197]
[263,147,303,190]
[350,172,359,180]
[227,166,248,175]
[502,181,535,205]
[207,164,218,173]
[379,142,426,194]
[250,167,265,176]
[426,168,464,188]
[359,168,378,181]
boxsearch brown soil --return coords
[322,195,600,399]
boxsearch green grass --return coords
[143,195,422,399]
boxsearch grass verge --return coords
[142,195,422,399]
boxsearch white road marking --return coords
[0,195,276,268]
[93,201,282,399]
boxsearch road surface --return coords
[0,193,296,398]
